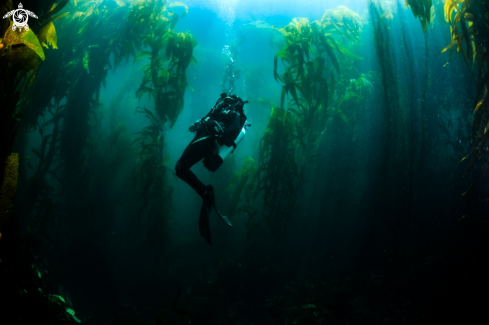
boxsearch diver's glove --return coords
[189,120,202,133]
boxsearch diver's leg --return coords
[175,136,214,198]
[176,135,215,244]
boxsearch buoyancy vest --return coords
[204,94,247,146]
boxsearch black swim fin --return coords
[199,185,232,245]
[203,185,233,228]
[199,204,212,245]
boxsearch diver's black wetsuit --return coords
[175,95,247,198]
[175,94,248,245]
[175,128,214,199]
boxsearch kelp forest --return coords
[0,0,488,324]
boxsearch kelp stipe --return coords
[131,0,196,249]
[224,157,260,241]
[131,107,176,250]
[0,0,68,190]
[441,1,489,198]
[407,0,489,211]
[0,153,18,234]
[252,7,365,246]
[256,107,299,244]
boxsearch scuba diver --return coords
[175,93,250,245]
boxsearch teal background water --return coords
[7,0,486,324]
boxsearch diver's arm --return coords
[189,108,215,132]
[200,107,215,121]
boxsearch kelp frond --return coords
[437,0,489,196]
[440,0,476,67]
[321,6,365,41]
[168,1,189,18]
[131,1,196,127]
[405,0,433,32]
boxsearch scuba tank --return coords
[193,93,249,172]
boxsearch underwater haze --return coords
[0,0,488,324]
